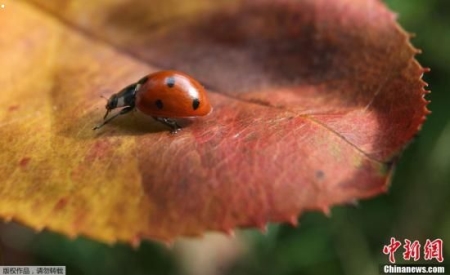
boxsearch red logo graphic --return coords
[383,238,444,264]
[424,238,444,263]
[403,239,421,261]
[383,237,402,263]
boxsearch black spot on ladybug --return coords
[192,98,200,110]
[138,76,149,85]
[166,77,175,88]
[155,99,164,109]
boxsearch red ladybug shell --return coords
[135,71,212,118]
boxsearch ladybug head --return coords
[102,94,117,119]
[106,94,118,110]
[103,83,137,119]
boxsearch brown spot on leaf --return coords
[54,197,69,211]
[8,105,19,112]
[19,157,31,168]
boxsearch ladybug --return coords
[93,70,212,133]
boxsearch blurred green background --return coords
[1,0,449,274]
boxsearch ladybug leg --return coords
[93,106,133,130]
[153,117,182,134]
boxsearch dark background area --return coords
[1,0,449,274]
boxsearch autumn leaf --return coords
[0,0,429,245]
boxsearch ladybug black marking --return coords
[192,98,200,110]
[138,76,149,85]
[155,99,164,109]
[166,76,175,88]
